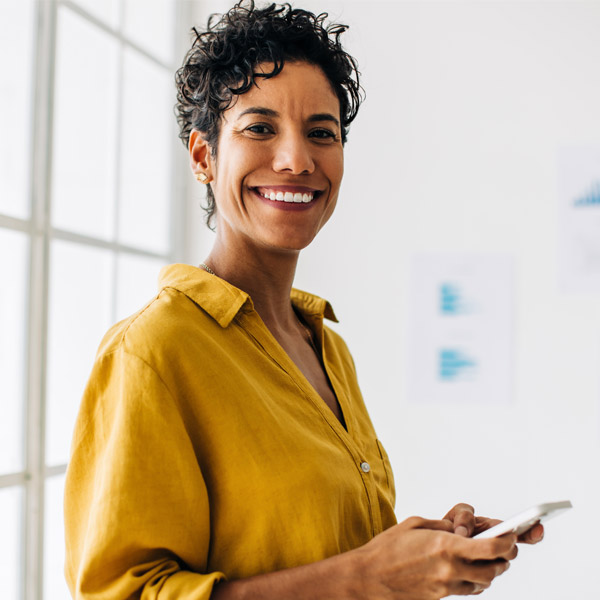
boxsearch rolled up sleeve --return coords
[64,347,225,599]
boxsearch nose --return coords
[271,131,315,175]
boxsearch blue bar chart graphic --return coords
[573,181,600,207]
[438,349,477,381]
[440,283,460,314]
[558,146,600,292]
[439,283,471,315]
[408,253,513,404]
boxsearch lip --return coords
[254,185,322,195]
[250,187,321,211]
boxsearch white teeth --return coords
[257,189,315,203]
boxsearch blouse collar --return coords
[158,263,338,328]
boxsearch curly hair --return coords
[175,0,363,228]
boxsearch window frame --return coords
[0,1,193,598]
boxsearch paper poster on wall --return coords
[407,254,514,405]
[558,146,600,292]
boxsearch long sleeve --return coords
[64,346,225,599]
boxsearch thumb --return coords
[401,516,455,533]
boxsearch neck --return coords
[205,230,301,332]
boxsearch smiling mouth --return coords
[251,187,323,204]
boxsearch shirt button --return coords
[360,461,371,473]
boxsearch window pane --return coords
[0,486,22,600]
[122,0,175,65]
[116,253,166,322]
[46,240,113,466]
[70,0,120,29]
[0,230,28,475]
[118,48,172,254]
[0,0,34,219]
[44,475,68,600]
[52,7,118,240]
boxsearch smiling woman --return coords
[63,2,539,600]
[175,1,360,230]
[190,61,344,256]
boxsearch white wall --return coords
[185,2,600,598]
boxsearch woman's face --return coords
[194,61,344,253]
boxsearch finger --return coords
[473,517,502,536]
[444,503,476,537]
[518,523,544,545]
[444,503,475,521]
[457,559,511,587]
[402,516,455,533]
[454,512,476,538]
[448,581,491,596]
[456,533,518,561]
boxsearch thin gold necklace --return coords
[200,262,318,354]
[199,262,216,275]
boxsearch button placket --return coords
[237,311,382,533]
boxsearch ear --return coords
[189,129,214,182]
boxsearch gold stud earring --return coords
[196,172,209,184]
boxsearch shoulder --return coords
[96,285,210,365]
[96,263,251,362]
[79,288,201,435]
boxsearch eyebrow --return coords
[236,107,340,128]
[308,113,340,128]
[237,107,279,120]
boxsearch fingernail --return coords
[455,526,469,537]
[504,562,511,572]
[533,528,544,542]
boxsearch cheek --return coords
[328,151,344,189]
[227,146,268,191]
[213,149,253,195]
[337,160,344,187]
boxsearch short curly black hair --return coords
[175,0,363,228]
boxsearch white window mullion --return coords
[0,214,32,234]
[0,473,28,488]
[170,0,195,264]
[44,465,67,479]
[24,1,58,599]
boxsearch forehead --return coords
[224,61,340,119]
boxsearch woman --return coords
[64,2,542,598]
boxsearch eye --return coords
[245,123,273,135]
[309,128,338,141]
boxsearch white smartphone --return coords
[473,500,573,539]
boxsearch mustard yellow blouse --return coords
[64,263,396,599]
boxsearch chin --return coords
[271,240,314,253]
[261,232,318,253]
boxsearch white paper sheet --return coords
[407,253,514,405]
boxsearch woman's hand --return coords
[213,513,520,600]
[444,503,545,545]
[353,516,517,599]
